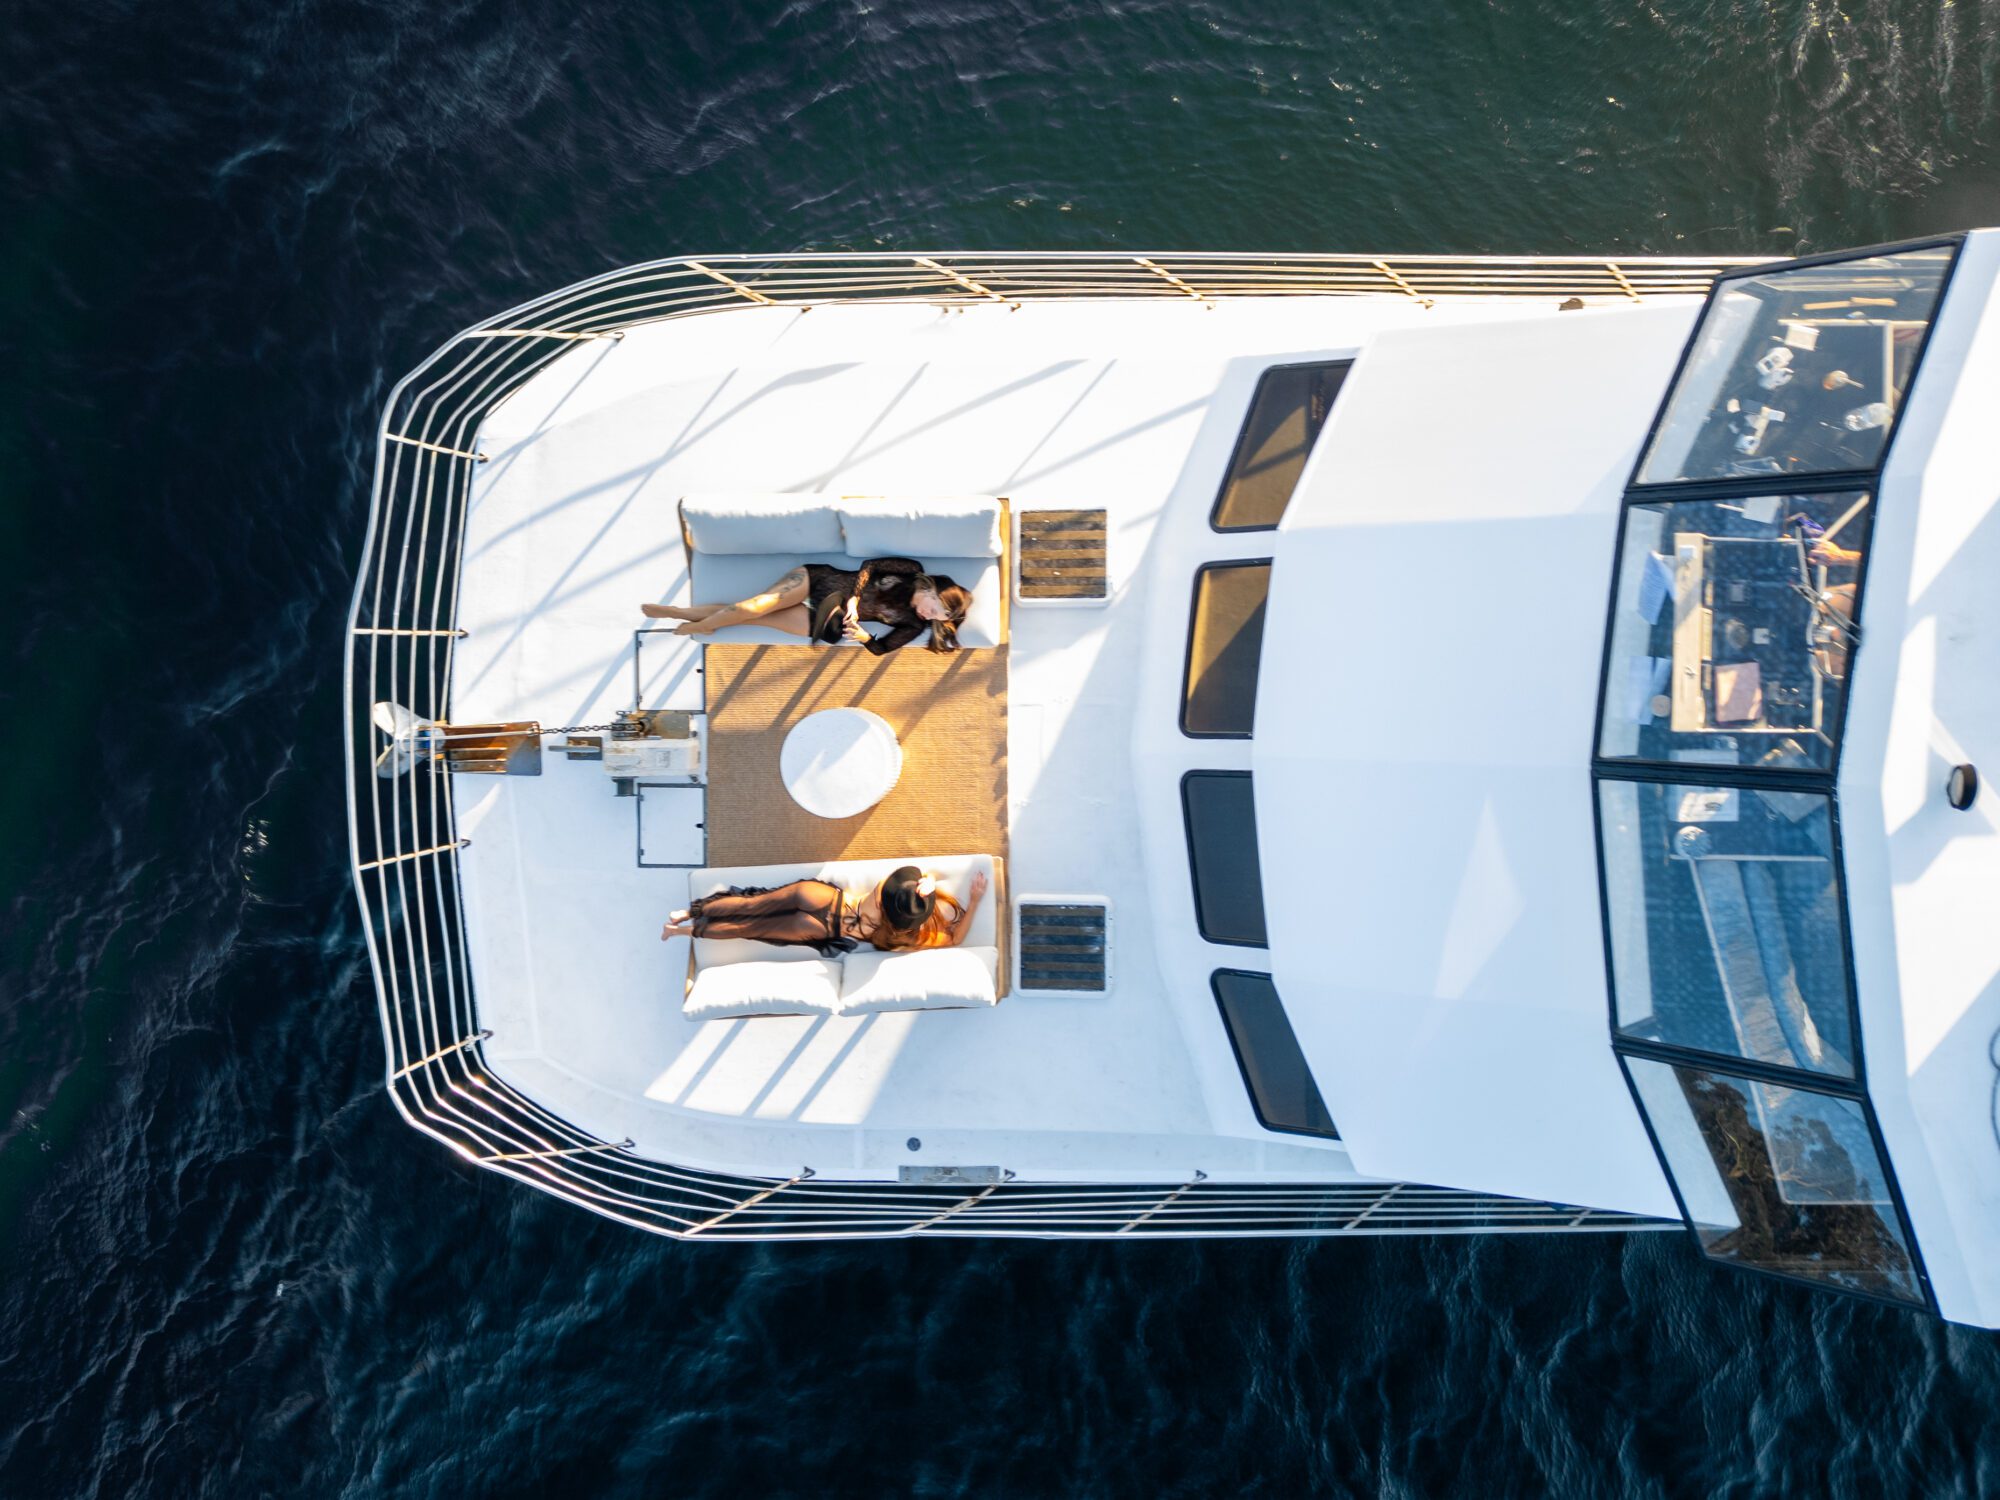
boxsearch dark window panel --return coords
[1182,771,1268,947]
[1212,970,1338,1138]
[1182,560,1271,738]
[1211,362,1352,531]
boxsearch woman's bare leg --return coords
[671,604,807,636]
[641,602,730,621]
[758,605,812,637]
[674,567,811,635]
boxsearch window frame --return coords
[1591,483,1879,775]
[1179,557,1274,740]
[1592,766,1863,1077]
[1625,236,1964,499]
[1179,769,1269,949]
[1210,969,1340,1140]
[1591,235,1963,1312]
[1613,1043,1933,1312]
[1208,359,1355,533]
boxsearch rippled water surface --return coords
[7,1,2000,1494]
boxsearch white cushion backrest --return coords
[836,497,1003,560]
[682,494,845,555]
[684,959,845,1019]
[838,947,1000,1014]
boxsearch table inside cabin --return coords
[1669,531,1831,742]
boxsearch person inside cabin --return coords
[643,558,971,655]
[660,866,989,953]
[1804,534,1860,681]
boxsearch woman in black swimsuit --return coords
[642,557,972,655]
[660,866,989,952]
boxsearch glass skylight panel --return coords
[1182,772,1269,946]
[1211,971,1338,1138]
[1637,246,1951,485]
[1182,560,1271,737]
[1624,1057,1922,1304]
[1598,490,1871,770]
[1211,361,1351,531]
[1598,778,1854,1078]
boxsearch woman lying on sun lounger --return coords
[660,866,989,955]
[642,557,971,655]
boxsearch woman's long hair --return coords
[920,574,972,654]
[872,890,965,950]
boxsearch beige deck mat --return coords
[703,643,1009,867]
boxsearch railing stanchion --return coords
[479,1138,636,1165]
[1372,260,1435,308]
[1135,257,1211,303]
[688,261,778,306]
[684,1168,816,1234]
[913,257,1017,308]
[386,432,487,462]
[1345,1182,1403,1228]
[392,1029,493,1079]
[464,327,624,341]
[358,838,470,872]
[1115,1170,1208,1233]
[913,1171,1017,1230]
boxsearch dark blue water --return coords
[6,2,2000,1493]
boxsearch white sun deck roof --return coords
[1254,305,1702,1217]
[448,293,1573,1183]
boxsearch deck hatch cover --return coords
[1018,901,1109,992]
[1018,509,1108,600]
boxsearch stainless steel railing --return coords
[346,250,1753,1238]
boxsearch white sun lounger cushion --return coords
[836,496,1004,560]
[837,946,1000,1014]
[684,958,845,1019]
[681,494,846,555]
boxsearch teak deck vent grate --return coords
[1018,902,1109,992]
[1018,509,1108,600]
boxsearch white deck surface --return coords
[449,292,1591,1184]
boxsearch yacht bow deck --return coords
[448,294,1519,1181]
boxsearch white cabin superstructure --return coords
[347,244,2000,1324]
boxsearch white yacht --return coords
[347,241,2000,1325]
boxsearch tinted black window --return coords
[1212,970,1337,1138]
[1182,771,1267,946]
[1211,362,1351,531]
[1181,560,1270,737]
